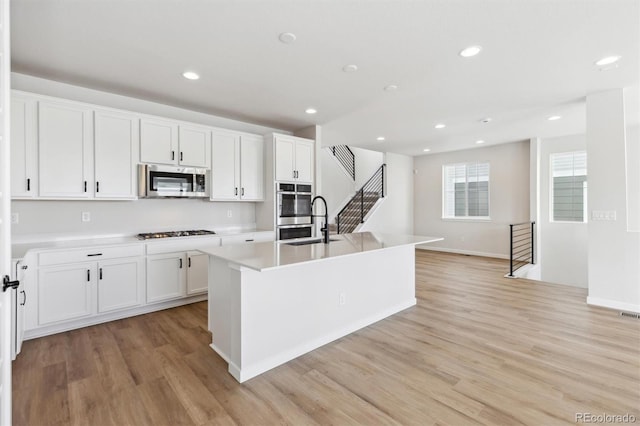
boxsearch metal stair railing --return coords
[330,145,355,181]
[508,221,535,277]
[336,164,386,234]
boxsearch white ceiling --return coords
[11,0,640,156]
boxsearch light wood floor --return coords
[13,251,640,425]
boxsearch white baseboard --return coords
[416,245,509,260]
[587,297,640,314]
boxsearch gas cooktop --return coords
[136,229,216,240]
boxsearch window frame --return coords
[441,161,491,221]
[549,150,588,224]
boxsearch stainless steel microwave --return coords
[138,164,208,198]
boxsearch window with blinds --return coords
[443,162,490,218]
[551,151,587,222]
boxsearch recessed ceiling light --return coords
[182,71,200,80]
[423,148,431,152]
[376,136,385,141]
[279,32,297,44]
[343,64,358,73]
[595,55,621,67]
[434,123,446,129]
[384,85,398,92]
[305,108,317,114]
[547,115,562,121]
[459,45,482,57]
[480,117,492,123]
[476,140,485,144]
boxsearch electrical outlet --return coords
[11,213,19,224]
[81,212,91,222]
[227,209,232,218]
[339,292,346,306]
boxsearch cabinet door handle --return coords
[235,187,238,196]
[20,290,26,306]
[87,269,91,282]
[180,152,183,162]
[84,181,87,192]
[172,151,175,161]
[179,258,183,269]
[188,257,191,268]
[27,178,31,191]
[241,187,245,196]
[96,181,100,193]
[99,268,103,280]
[293,170,296,179]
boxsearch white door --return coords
[146,253,186,303]
[0,0,13,420]
[94,109,139,199]
[38,100,94,197]
[274,136,296,182]
[97,258,144,313]
[140,118,178,165]
[38,264,95,325]
[240,134,264,200]
[294,139,314,184]
[179,125,210,168]
[10,95,37,198]
[186,252,208,295]
[210,130,239,200]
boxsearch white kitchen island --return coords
[199,231,443,383]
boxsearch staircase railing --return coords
[330,145,355,181]
[508,221,535,277]
[336,164,386,234]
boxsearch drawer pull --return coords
[87,253,103,257]
[245,239,254,242]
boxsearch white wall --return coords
[413,141,530,258]
[359,152,414,235]
[320,148,355,221]
[586,89,640,313]
[11,199,255,239]
[352,147,384,189]
[538,134,588,287]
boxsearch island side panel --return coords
[235,244,417,382]
[208,256,236,365]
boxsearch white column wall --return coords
[586,89,640,312]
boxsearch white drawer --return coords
[39,244,144,266]
[145,236,221,255]
[220,232,275,246]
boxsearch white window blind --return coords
[443,162,490,218]
[551,151,587,222]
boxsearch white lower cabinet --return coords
[97,258,144,313]
[38,264,95,325]
[146,253,187,303]
[187,252,208,295]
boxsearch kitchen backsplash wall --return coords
[11,199,256,238]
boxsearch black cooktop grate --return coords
[136,229,216,240]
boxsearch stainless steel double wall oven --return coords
[276,183,313,240]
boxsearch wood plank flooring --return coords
[13,250,640,425]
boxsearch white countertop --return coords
[11,228,274,259]
[199,232,443,272]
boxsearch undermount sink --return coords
[285,238,339,246]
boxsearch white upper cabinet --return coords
[10,94,38,198]
[94,109,139,199]
[274,134,314,183]
[140,118,179,165]
[141,118,211,168]
[240,134,264,200]
[38,100,93,198]
[179,124,211,168]
[211,130,240,200]
[210,130,264,201]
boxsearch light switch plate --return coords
[592,210,617,221]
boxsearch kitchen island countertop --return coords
[199,231,443,272]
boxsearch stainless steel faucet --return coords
[311,195,330,244]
